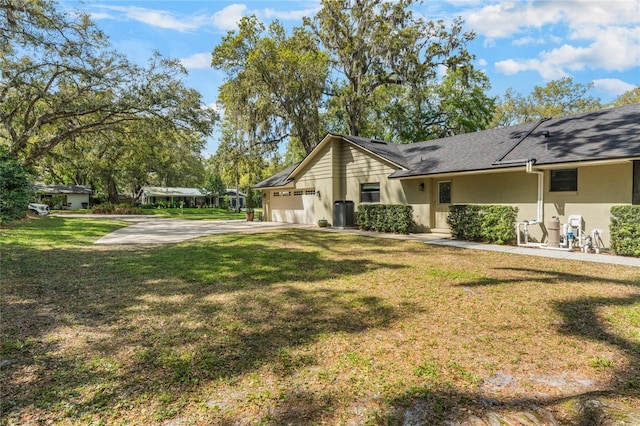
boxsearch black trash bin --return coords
[333,200,354,229]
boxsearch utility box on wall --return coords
[333,200,355,229]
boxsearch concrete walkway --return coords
[56,214,637,267]
[316,227,640,267]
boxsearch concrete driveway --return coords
[90,217,304,245]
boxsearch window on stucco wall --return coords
[550,169,577,192]
[360,183,380,203]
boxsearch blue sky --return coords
[64,0,640,155]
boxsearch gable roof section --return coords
[390,122,535,178]
[256,104,640,187]
[503,104,640,166]
[340,134,409,169]
[254,162,299,189]
[34,184,93,194]
[254,133,409,189]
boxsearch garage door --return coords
[270,189,316,224]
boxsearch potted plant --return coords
[245,188,256,221]
[318,218,328,228]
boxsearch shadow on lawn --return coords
[381,266,640,425]
[0,230,410,422]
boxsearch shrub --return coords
[447,205,483,241]
[610,205,640,256]
[480,205,518,245]
[0,151,33,224]
[356,204,414,234]
[447,204,518,245]
[91,203,142,215]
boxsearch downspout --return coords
[526,160,544,223]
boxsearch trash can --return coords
[333,200,354,229]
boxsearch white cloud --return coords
[477,58,487,66]
[96,5,205,32]
[592,79,637,96]
[464,1,637,40]
[468,1,640,80]
[512,36,544,46]
[213,4,248,31]
[180,52,212,70]
[495,57,565,80]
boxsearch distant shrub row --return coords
[357,204,414,234]
[447,205,518,245]
[91,203,143,215]
[610,205,640,256]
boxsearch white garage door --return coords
[270,189,316,224]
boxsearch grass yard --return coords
[53,208,247,220]
[1,217,639,425]
[141,208,249,220]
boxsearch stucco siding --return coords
[437,163,631,246]
[542,163,631,246]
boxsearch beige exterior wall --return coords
[336,143,430,228]
[262,137,632,248]
[434,162,632,247]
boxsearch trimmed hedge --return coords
[610,205,640,256]
[357,204,415,234]
[447,204,518,245]
[91,203,143,215]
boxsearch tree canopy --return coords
[491,77,604,127]
[1,0,217,203]
[212,0,494,160]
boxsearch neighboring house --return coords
[34,184,92,209]
[140,186,246,208]
[140,186,210,207]
[218,189,246,210]
[255,104,640,248]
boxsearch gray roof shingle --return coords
[254,162,298,188]
[255,104,640,187]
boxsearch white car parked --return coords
[28,203,50,216]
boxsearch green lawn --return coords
[53,207,248,220]
[1,217,639,425]
[141,207,250,220]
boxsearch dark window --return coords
[550,169,577,192]
[438,181,451,204]
[360,183,380,203]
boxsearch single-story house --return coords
[219,189,247,209]
[140,186,246,208]
[255,104,640,248]
[34,184,92,209]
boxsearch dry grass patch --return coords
[1,217,639,424]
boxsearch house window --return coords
[304,189,316,196]
[360,183,380,203]
[281,191,291,196]
[273,192,280,197]
[550,169,577,192]
[438,181,451,204]
[293,190,303,196]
